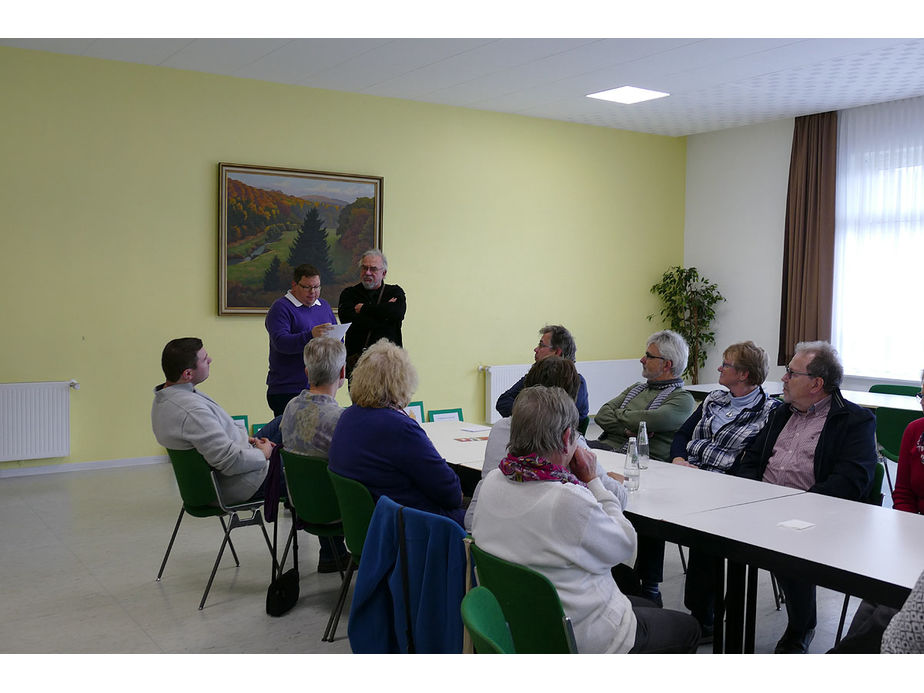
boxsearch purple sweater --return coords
[265,294,336,395]
[328,405,465,526]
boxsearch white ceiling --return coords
[5,37,924,137]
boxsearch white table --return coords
[425,421,921,652]
[685,382,921,411]
[421,420,491,470]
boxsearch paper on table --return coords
[325,323,350,341]
[777,519,815,530]
[461,425,490,432]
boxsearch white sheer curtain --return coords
[832,95,924,381]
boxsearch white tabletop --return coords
[594,451,804,520]
[421,420,491,469]
[685,382,921,411]
[680,491,924,592]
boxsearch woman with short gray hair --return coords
[473,385,700,653]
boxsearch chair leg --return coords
[199,517,235,610]
[835,595,851,645]
[220,515,241,567]
[883,457,895,496]
[769,573,784,610]
[156,507,185,580]
[323,561,356,642]
[677,544,687,574]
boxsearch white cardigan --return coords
[472,470,638,653]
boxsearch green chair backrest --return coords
[327,470,376,562]
[869,384,919,396]
[461,586,515,654]
[865,460,885,506]
[470,542,577,653]
[874,407,920,461]
[165,448,221,517]
[280,451,341,526]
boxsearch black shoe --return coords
[697,623,714,646]
[318,552,351,574]
[774,627,815,654]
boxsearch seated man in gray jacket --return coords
[152,337,274,504]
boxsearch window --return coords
[832,96,924,381]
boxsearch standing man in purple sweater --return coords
[265,264,336,417]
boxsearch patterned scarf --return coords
[619,377,685,411]
[498,452,587,488]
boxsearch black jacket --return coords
[730,389,876,501]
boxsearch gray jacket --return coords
[151,383,267,504]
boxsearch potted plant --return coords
[647,266,725,384]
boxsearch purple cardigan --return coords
[264,294,336,395]
[328,405,465,526]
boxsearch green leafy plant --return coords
[647,267,725,384]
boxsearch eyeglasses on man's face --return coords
[361,265,383,273]
[643,351,667,361]
[784,366,813,378]
[297,281,321,291]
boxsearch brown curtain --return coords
[777,111,838,366]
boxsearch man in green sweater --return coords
[592,329,696,605]
[594,330,696,461]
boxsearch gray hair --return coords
[359,248,388,271]
[540,325,577,362]
[647,330,689,378]
[508,385,578,459]
[303,337,346,387]
[795,340,843,393]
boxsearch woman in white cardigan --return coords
[472,385,699,654]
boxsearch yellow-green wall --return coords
[0,46,686,471]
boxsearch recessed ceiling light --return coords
[587,86,670,104]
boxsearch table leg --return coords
[712,555,725,654]
[725,560,746,652]
[744,565,758,653]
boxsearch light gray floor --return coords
[0,454,880,654]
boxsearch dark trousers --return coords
[627,595,701,654]
[683,547,716,627]
[776,574,817,635]
[267,392,299,418]
[635,535,665,589]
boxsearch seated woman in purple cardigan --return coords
[328,338,465,526]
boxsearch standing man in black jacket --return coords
[338,249,406,377]
[731,340,876,653]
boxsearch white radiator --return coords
[0,381,77,462]
[483,359,642,424]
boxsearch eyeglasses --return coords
[360,265,382,273]
[644,351,667,361]
[784,366,814,378]
[537,341,553,350]
[719,361,737,370]
[297,282,321,291]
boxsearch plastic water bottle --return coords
[625,437,640,492]
[637,421,650,470]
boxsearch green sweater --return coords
[595,382,696,461]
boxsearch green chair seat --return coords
[157,447,274,610]
[461,585,515,654]
[470,542,578,653]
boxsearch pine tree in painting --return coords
[288,206,335,283]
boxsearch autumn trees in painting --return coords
[220,165,381,314]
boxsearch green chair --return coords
[461,586,515,654]
[327,470,377,642]
[280,451,348,637]
[470,542,578,653]
[869,384,920,495]
[157,448,275,610]
[834,459,886,645]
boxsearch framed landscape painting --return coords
[219,162,383,315]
